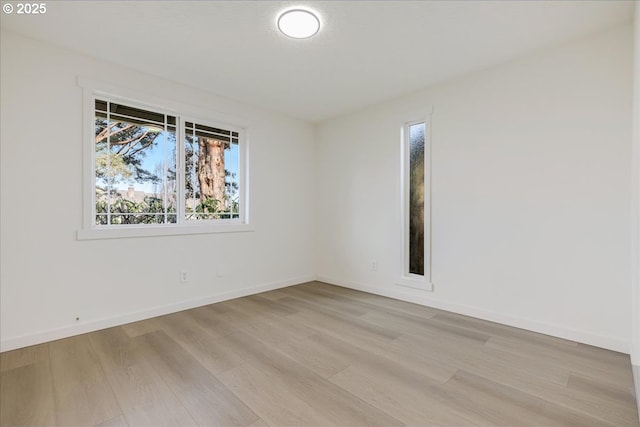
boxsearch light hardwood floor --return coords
[1,281,638,427]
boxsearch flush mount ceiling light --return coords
[277,9,320,39]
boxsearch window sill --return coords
[77,223,254,240]
[397,275,434,292]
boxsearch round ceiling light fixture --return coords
[277,9,320,39]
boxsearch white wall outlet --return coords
[180,270,189,283]
[217,263,225,277]
[371,260,378,271]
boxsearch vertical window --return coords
[408,122,425,276]
[401,117,432,290]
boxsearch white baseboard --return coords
[3,274,630,356]
[316,275,630,354]
[0,275,314,353]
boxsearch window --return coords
[79,81,249,239]
[408,122,426,275]
[184,121,240,221]
[94,100,178,226]
[400,115,432,290]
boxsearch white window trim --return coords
[77,77,252,240]
[398,108,433,291]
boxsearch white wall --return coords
[631,2,640,410]
[0,31,316,351]
[316,25,634,352]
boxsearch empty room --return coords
[1,1,640,426]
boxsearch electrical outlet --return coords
[371,260,378,271]
[217,263,225,277]
[180,270,189,283]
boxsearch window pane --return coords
[185,122,240,221]
[409,122,425,275]
[225,140,240,219]
[94,100,175,226]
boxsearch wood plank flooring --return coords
[1,281,638,427]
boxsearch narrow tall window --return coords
[408,122,425,275]
[401,117,431,290]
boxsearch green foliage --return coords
[95,151,133,183]
[96,194,239,225]
[191,197,239,220]
[95,193,176,225]
[179,196,240,220]
[195,197,221,214]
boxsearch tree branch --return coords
[95,123,136,143]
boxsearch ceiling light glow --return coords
[277,9,320,39]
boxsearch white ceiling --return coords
[1,1,634,123]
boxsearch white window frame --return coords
[77,78,252,240]
[398,109,433,291]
